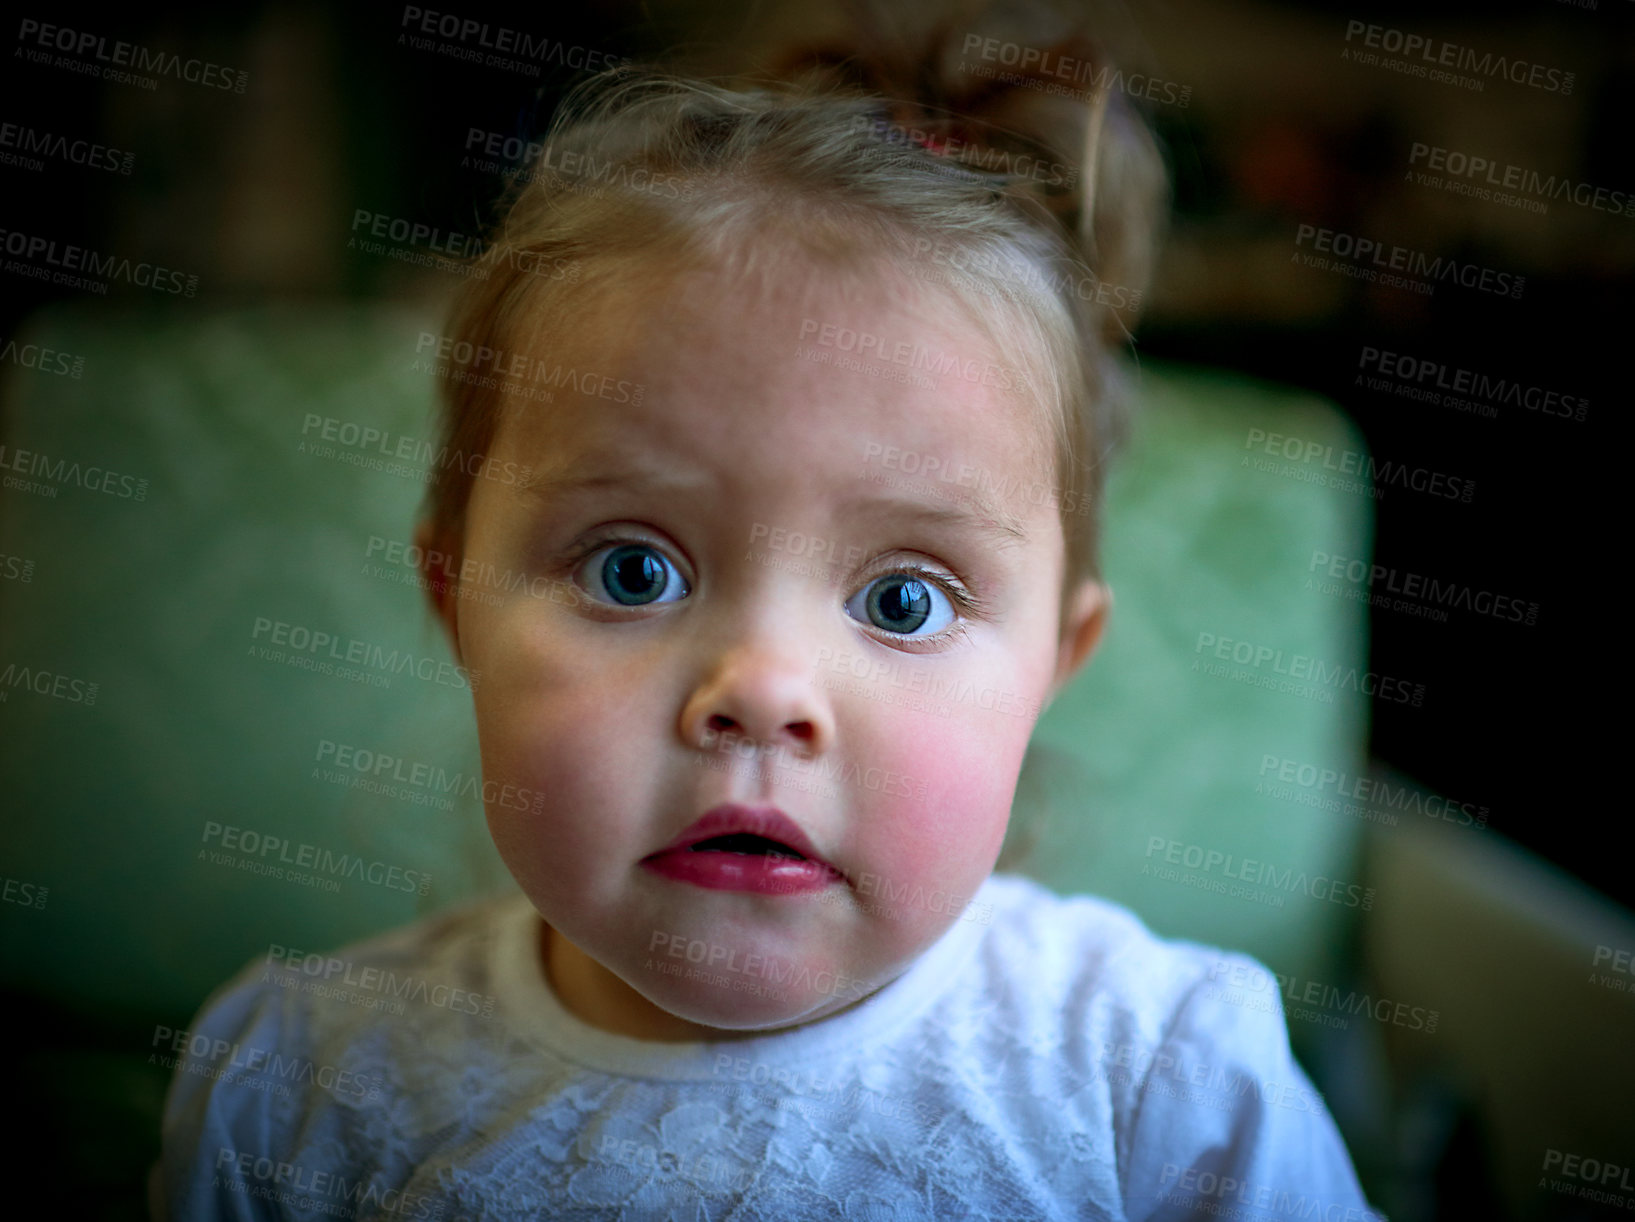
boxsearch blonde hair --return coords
[425,9,1166,598]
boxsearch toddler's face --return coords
[433,254,1104,1037]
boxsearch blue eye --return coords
[845,573,956,636]
[581,543,689,606]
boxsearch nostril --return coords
[706,714,736,733]
[786,722,815,743]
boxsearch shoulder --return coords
[970,873,1272,1101]
[970,875,1379,1220]
[156,892,526,1218]
[182,889,520,1061]
[975,872,1234,1024]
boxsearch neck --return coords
[539,920,774,1042]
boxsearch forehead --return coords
[491,252,1058,527]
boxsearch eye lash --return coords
[561,530,657,569]
[559,532,681,593]
[560,535,611,566]
[869,564,990,622]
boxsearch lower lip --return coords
[641,850,842,895]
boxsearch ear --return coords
[1049,579,1111,705]
[413,518,463,667]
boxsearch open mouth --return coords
[641,804,841,894]
[687,833,808,860]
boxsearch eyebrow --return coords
[515,462,1030,546]
[843,493,1030,548]
[513,462,713,503]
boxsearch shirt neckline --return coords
[487,880,997,1080]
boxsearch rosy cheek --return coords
[858,708,1026,895]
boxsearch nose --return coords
[680,645,835,761]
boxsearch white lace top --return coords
[158,874,1381,1220]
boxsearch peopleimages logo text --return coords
[1294,224,1522,299]
[0,228,197,295]
[1342,20,1574,94]
[15,18,250,91]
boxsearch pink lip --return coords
[641,804,844,895]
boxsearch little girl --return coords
[161,12,1380,1219]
